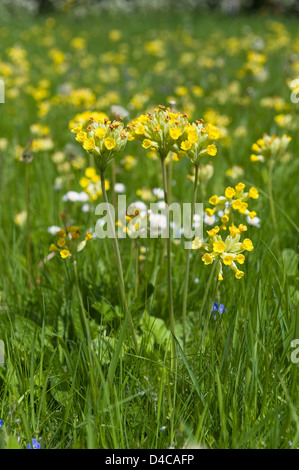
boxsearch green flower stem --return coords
[268,160,280,255]
[25,163,33,289]
[100,169,138,351]
[161,157,176,349]
[182,164,199,349]
[73,258,89,340]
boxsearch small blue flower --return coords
[211,302,226,319]
[27,438,40,449]
[0,420,3,430]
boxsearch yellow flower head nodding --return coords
[83,137,95,151]
[213,240,226,253]
[235,182,245,192]
[207,226,220,237]
[49,243,59,252]
[225,186,236,199]
[181,140,192,151]
[206,144,217,156]
[235,270,244,279]
[205,208,215,217]
[241,238,254,251]
[209,195,219,205]
[85,232,93,241]
[248,187,259,199]
[248,211,257,219]
[236,254,245,264]
[222,255,234,265]
[202,253,214,265]
[187,132,198,143]
[229,224,240,237]
[104,137,116,150]
[94,127,107,139]
[221,214,230,224]
[142,139,153,149]
[169,127,183,140]
[60,249,70,259]
[238,224,247,232]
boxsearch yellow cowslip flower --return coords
[83,138,95,151]
[205,208,215,217]
[236,254,245,264]
[202,253,214,265]
[223,255,234,265]
[207,226,220,237]
[76,131,87,143]
[169,127,183,140]
[248,187,259,199]
[187,132,198,143]
[181,140,192,151]
[234,182,245,194]
[85,232,93,241]
[142,139,153,149]
[213,240,226,253]
[104,137,116,150]
[57,238,66,248]
[209,195,219,205]
[235,270,245,279]
[206,123,222,140]
[221,214,230,224]
[241,238,254,251]
[206,144,217,156]
[94,127,107,139]
[60,249,70,259]
[49,243,59,252]
[225,187,236,199]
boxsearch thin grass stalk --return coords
[161,157,176,370]
[182,164,199,349]
[100,169,138,351]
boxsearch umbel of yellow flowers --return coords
[71,116,129,171]
[250,134,291,164]
[128,105,220,163]
[192,224,254,280]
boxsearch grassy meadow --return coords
[0,10,299,449]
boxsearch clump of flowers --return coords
[128,105,189,159]
[178,121,221,165]
[49,226,93,259]
[71,116,129,171]
[250,134,291,164]
[206,182,259,227]
[193,224,254,280]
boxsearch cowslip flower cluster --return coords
[206,182,259,227]
[71,116,129,171]
[49,226,92,259]
[250,134,291,163]
[79,167,110,202]
[192,224,254,280]
[128,105,189,159]
[178,121,221,165]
